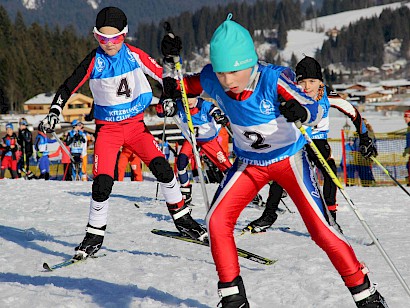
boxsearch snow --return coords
[1,178,409,307]
[22,0,44,10]
[281,1,410,61]
[86,0,101,10]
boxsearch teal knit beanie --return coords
[210,13,258,73]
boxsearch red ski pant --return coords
[117,146,143,181]
[206,149,364,287]
[93,119,163,178]
[179,138,232,172]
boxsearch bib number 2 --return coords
[243,131,271,150]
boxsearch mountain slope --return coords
[0,0,258,35]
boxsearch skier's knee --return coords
[176,154,189,171]
[149,157,174,183]
[92,174,114,202]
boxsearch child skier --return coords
[244,56,378,233]
[1,123,19,179]
[49,136,72,181]
[157,95,231,204]
[39,6,207,260]
[161,14,386,308]
[66,120,86,181]
[17,118,35,179]
[34,126,57,180]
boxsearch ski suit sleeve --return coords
[48,49,97,115]
[127,44,163,85]
[48,146,61,159]
[277,68,322,126]
[327,88,367,135]
[65,133,73,146]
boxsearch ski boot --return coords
[168,203,207,241]
[348,273,388,308]
[251,193,264,207]
[74,224,106,260]
[242,209,278,234]
[180,184,192,205]
[218,276,249,308]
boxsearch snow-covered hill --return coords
[0,180,409,307]
[281,1,410,61]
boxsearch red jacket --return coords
[49,142,71,164]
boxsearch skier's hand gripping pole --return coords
[163,22,210,210]
[293,118,410,298]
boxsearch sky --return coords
[0,178,409,308]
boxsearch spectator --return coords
[49,136,72,181]
[403,110,410,186]
[343,137,357,186]
[117,145,143,181]
[1,123,19,179]
[35,125,57,180]
[66,120,86,181]
[355,118,376,186]
[78,122,94,181]
[17,118,35,179]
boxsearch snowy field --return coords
[1,179,409,307]
[281,2,410,61]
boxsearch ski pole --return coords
[225,125,234,138]
[164,22,210,210]
[280,198,295,214]
[370,156,410,197]
[51,132,75,163]
[295,119,410,297]
[156,115,167,201]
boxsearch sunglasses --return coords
[93,26,128,45]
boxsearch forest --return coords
[0,0,409,113]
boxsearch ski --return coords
[43,254,106,271]
[151,229,276,265]
[240,226,290,235]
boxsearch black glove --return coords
[161,33,182,58]
[359,132,377,158]
[162,77,181,100]
[211,109,229,126]
[279,100,308,123]
[162,99,177,117]
[84,112,94,122]
[39,108,60,133]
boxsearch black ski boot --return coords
[243,209,278,233]
[218,276,249,308]
[349,275,388,308]
[169,204,208,241]
[74,224,106,260]
[180,184,192,205]
[251,193,264,206]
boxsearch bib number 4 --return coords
[117,78,131,98]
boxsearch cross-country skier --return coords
[244,56,377,233]
[157,95,231,204]
[39,6,207,261]
[160,14,386,308]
